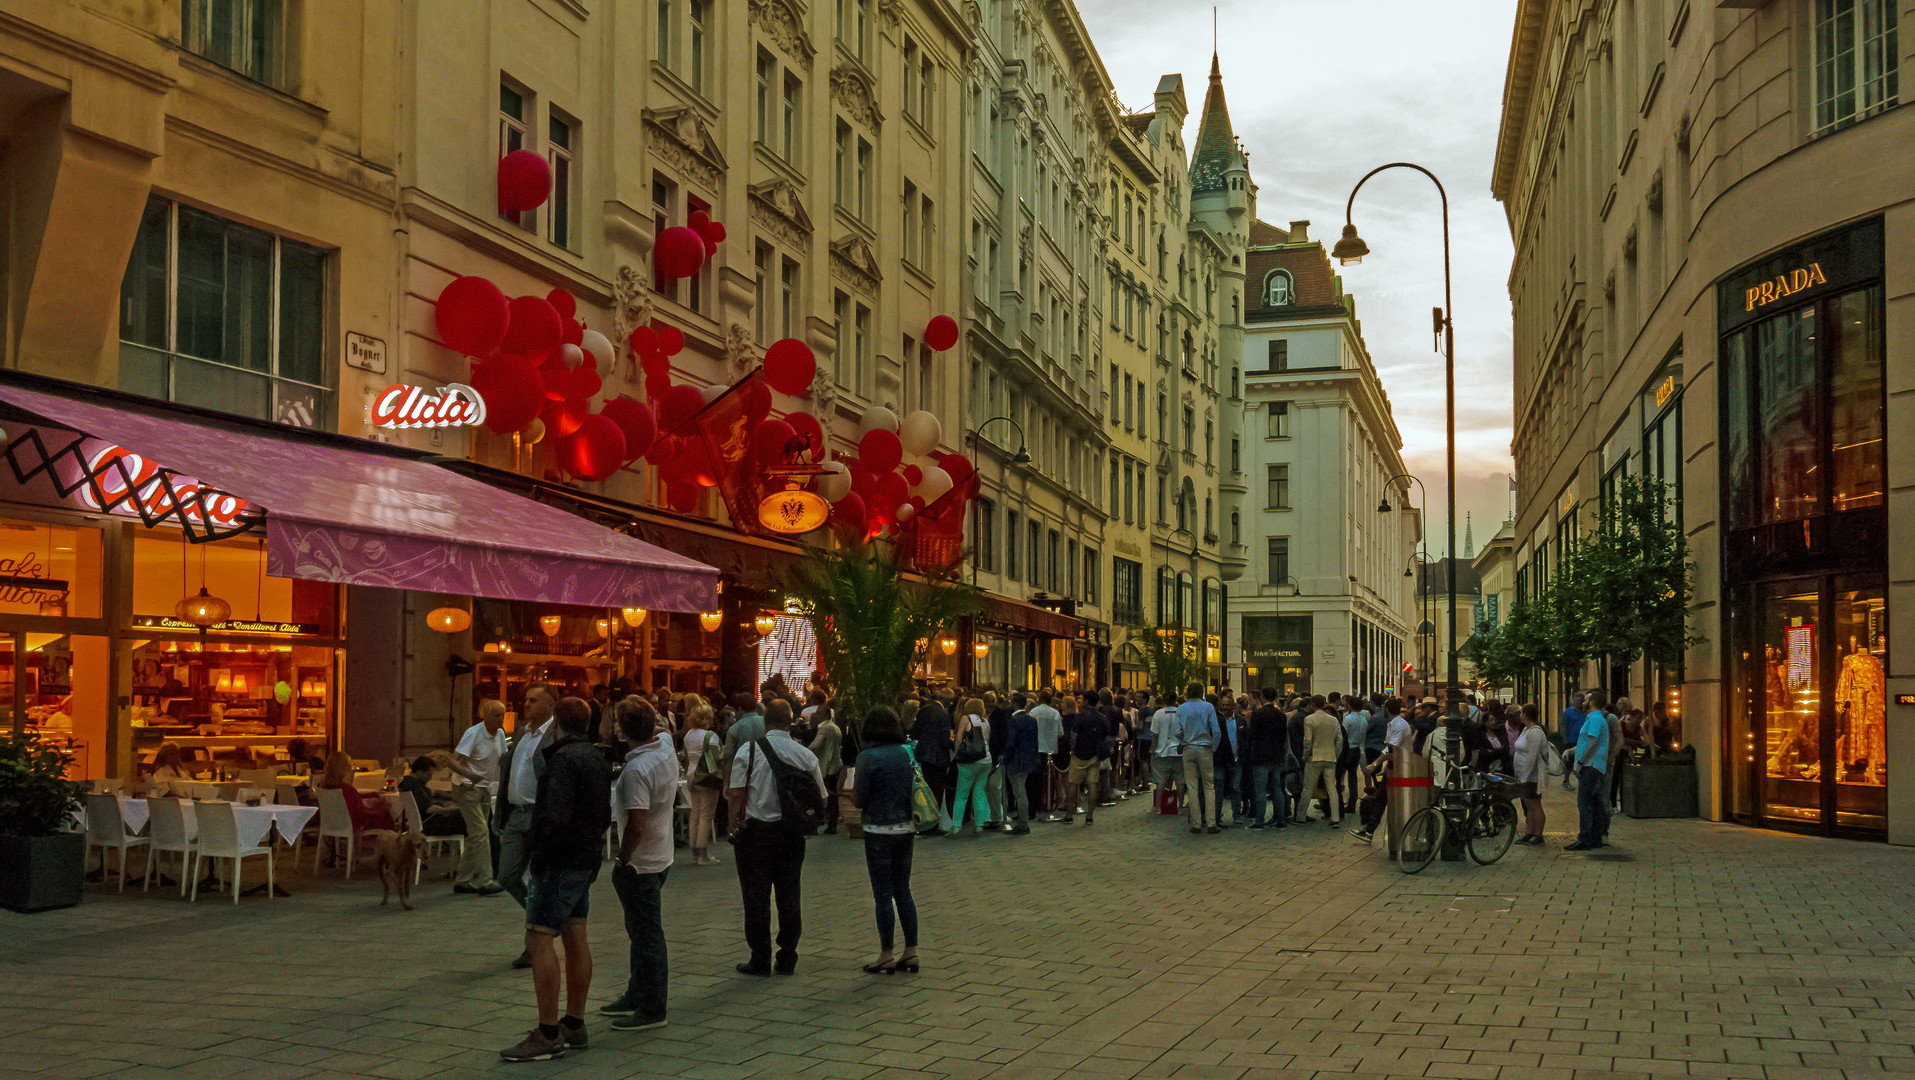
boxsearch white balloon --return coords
[899,410,942,457]
[700,384,725,404]
[580,329,614,370]
[817,460,851,502]
[859,405,899,437]
[896,503,916,522]
[918,466,954,503]
[558,343,585,370]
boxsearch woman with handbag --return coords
[852,707,920,974]
[682,700,724,866]
[948,697,992,838]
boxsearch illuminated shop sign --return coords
[1717,218,1881,333]
[370,383,487,429]
[133,615,324,636]
[76,442,254,530]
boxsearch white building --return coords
[1232,221,1419,697]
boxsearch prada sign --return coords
[1718,218,1881,334]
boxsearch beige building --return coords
[1470,519,1518,696]
[1493,0,1910,839]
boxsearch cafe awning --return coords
[977,593,1076,637]
[0,376,718,611]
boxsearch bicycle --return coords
[1397,764,1519,874]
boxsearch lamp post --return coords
[1405,552,1434,693]
[1378,472,1428,546]
[967,415,1031,680]
[1336,163,1463,749]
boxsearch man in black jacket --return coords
[1244,688,1289,828]
[912,692,955,828]
[500,697,614,1063]
[1061,702,1110,825]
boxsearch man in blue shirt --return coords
[1566,689,1613,851]
[1560,692,1588,750]
[1176,683,1221,834]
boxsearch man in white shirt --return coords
[1029,690,1064,820]
[725,699,826,977]
[1149,702,1183,801]
[451,700,508,896]
[600,700,678,1031]
[497,684,557,967]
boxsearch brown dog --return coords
[374,829,418,910]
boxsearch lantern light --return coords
[426,607,473,634]
[973,640,990,659]
[939,637,958,656]
[539,614,562,637]
[175,586,232,629]
[754,613,777,637]
[622,606,648,628]
[595,618,613,638]
[699,611,723,632]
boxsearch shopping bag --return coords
[911,767,940,832]
[1155,785,1181,816]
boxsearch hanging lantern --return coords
[699,611,723,633]
[621,606,648,628]
[539,614,562,636]
[175,586,232,629]
[426,607,472,633]
[973,640,990,659]
[754,613,777,637]
[939,637,958,656]
[595,618,613,638]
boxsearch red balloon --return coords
[601,397,656,461]
[545,289,577,321]
[561,318,584,347]
[545,395,589,439]
[502,295,563,356]
[706,221,727,244]
[938,453,975,484]
[560,414,626,481]
[644,373,671,401]
[630,326,658,354]
[654,227,706,280]
[497,149,552,214]
[471,354,544,434]
[909,496,928,511]
[646,433,679,466]
[655,325,686,356]
[763,339,817,396]
[436,277,511,357]
[859,429,904,475]
[873,471,909,515]
[569,366,603,401]
[925,314,960,352]
[742,380,773,425]
[689,209,710,230]
[540,359,570,401]
[752,419,797,466]
[785,412,824,462]
[830,492,867,533]
[667,481,701,512]
[671,442,717,487]
[903,465,923,486]
[657,384,707,434]
[850,465,876,497]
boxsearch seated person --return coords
[396,756,467,835]
[146,742,190,797]
[318,751,396,832]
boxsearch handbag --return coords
[911,765,940,831]
[955,719,987,765]
[695,733,724,789]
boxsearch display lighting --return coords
[754,613,777,637]
[595,618,613,638]
[426,607,472,633]
[175,587,232,629]
[973,640,990,659]
[939,637,958,656]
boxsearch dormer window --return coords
[1264,269,1293,307]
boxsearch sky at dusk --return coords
[1080,0,1521,557]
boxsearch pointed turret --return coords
[1189,53,1242,194]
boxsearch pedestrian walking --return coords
[497,684,558,968]
[1213,701,1241,826]
[949,698,992,836]
[601,699,676,1032]
[1337,695,1367,816]
[726,699,828,976]
[852,707,921,974]
[1566,690,1613,851]
[1149,699,1183,800]
[1511,702,1547,845]
[1176,683,1221,833]
[499,697,612,1062]
[1002,693,1039,833]
[1244,687,1288,829]
[682,699,724,865]
[1060,696,1109,824]
[450,699,507,896]
[1296,696,1342,826]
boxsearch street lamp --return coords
[1339,162,1464,749]
[971,416,1031,465]
[1407,551,1435,699]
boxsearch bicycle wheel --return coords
[1467,796,1518,865]
[1397,805,1445,874]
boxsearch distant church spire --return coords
[1463,513,1474,559]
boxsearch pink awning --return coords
[0,379,718,611]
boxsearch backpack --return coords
[955,717,987,764]
[750,738,825,836]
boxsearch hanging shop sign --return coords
[369,383,487,430]
[132,615,325,636]
[0,551,68,608]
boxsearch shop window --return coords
[118,197,332,430]
[182,0,282,87]
[0,517,104,620]
[1812,0,1900,136]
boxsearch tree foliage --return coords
[1135,622,1205,702]
[0,732,86,838]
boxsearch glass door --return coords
[1757,580,1822,827]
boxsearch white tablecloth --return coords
[176,801,318,849]
[172,781,231,801]
[72,796,152,835]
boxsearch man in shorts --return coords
[500,697,613,1062]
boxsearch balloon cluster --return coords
[655,210,728,282]
[819,405,975,541]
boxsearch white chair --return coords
[393,794,464,884]
[145,798,197,898]
[190,802,273,904]
[311,787,378,879]
[84,793,149,893]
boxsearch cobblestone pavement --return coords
[8,788,1915,1080]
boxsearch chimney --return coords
[1288,220,1311,243]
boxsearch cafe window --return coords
[119,196,332,430]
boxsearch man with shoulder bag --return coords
[725,699,828,977]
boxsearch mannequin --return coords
[1765,643,1815,775]
[1835,635,1885,783]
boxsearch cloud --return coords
[1079,0,1520,548]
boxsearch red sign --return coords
[370,383,486,429]
[1402,661,1414,674]
[76,442,253,530]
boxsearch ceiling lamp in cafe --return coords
[539,614,562,636]
[621,606,648,628]
[176,586,232,629]
[699,611,723,633]
[426,607,472,634]
[754,612,777,637]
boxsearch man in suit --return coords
[497,683,558,968]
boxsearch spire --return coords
[1189,52,1240,193]
[1464,513,1475,558]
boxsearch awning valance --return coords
[0,377,718,611]
[977,594,1076,638]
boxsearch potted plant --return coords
[0,732,89,912]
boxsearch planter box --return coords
[1621,758,1698,818]
[0,830,87,912]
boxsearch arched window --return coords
[1264,270,1293,307]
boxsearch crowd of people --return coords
[422,674,1648,1062]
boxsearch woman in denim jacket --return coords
[852,706,920,974]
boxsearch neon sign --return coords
[76,442,253,530]
[370,383,487,429]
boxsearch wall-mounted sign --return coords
[0,551,68,609]
[76,441,254,531]
[1741,264,1828,313]
[1653,373,1677,409]
[1718,217,1882,333]
[370,383,487,430]
[1895,694,1915,707]
[133,615,324,636]
[345,331,388,374]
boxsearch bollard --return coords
[1385,741,1433,862]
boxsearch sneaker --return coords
[1009,826,1031,835]
[597,995,638,1018]
[610,1015,668,1032]
[499,1028,566,1062]
[453,883,481,894]
[1349,828,1372,844]
[736,961,772,977]
[562,1023,588,1052]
